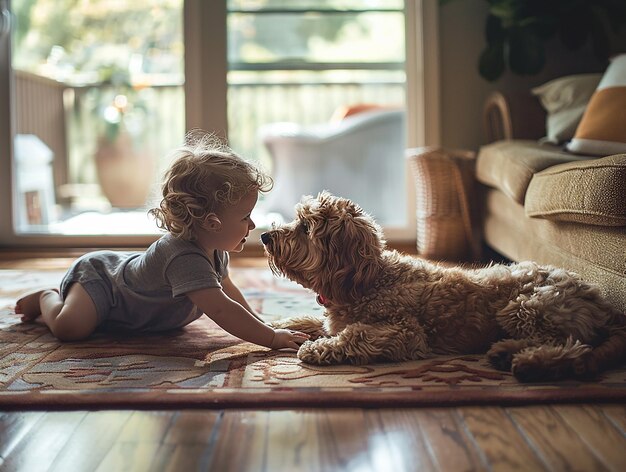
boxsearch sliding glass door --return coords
[1,0,431,248]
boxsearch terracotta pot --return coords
[94,132,154,209]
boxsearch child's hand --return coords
[270,329,310,350]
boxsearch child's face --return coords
[210,190,259,252]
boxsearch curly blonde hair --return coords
[149,132,273,240]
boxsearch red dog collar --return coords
[316,294,330,306]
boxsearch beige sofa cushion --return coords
[476,140,589,203]
[525,154,626,226]
[482,189,626,312]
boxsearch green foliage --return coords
[12,0,37,46]
[444,0,626,81]
[12,0,183,81]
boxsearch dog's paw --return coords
[487,339,521,371]
[511,352,566,383]
[486,347,514,371]
[297,340,336,365]
[511,358,550,383]
[487,339,534,371]
[269,316,326,340]
[571,352,599,380]
[512,354,598,382]
[511,361,545,382]
[511,340,596,382]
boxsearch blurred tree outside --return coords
[12,0,184,86]
[228,0,404,65]
[14,0,403,83]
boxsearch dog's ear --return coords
[322,209,386,304]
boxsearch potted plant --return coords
[443,0,626,81]
[94,68,155,209]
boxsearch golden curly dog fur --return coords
[261,192,626,382]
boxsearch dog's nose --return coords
[260,232,270,245]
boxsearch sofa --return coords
[475,90,626,312]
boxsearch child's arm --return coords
[187,287,308,350]
[221,275,264,322]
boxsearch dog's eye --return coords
[300,222,309,233]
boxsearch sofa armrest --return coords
[483,91,546,143]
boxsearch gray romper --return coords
[59,233,229,332]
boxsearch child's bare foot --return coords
[15,288,58,322]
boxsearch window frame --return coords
[0,0,439,249]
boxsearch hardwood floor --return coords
[1,256,625,471]
[1,406,625,471]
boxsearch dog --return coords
[261,192,626,382]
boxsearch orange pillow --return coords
[566,54,626,156]
[330,104,398,122]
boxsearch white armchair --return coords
[258,109,407,225]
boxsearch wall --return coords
[437,0,617,151]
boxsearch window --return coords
[0,0,438,248]
[7,0,185,241]
[227,0,408,227]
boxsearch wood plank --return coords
[264,410,322,471]
[552,404,626,472]
[162,410,221,445]
[316,409,376,471]
[47,411,133,472]
[96,442,173,472]
[93,411,178,472]
[457,406,547,471]
[368,409,437,472]
[159,411,221,470]
[0,411,86,472]
[0,411,46,461]
[146,442,188,472]
[206,410,269,472]
[117,411,176,443]
[408,408,487,471]
[207,409,412,472]
[507,406,608,472]
[601,404,626,434]
[154,444,211,471]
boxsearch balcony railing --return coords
[15,69,405,211]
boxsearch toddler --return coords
[15,133,309,350]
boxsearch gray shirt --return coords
[60,233,229,332]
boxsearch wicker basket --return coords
[406,147,480,261]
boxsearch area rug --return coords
[1,265,625,410]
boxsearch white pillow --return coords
[566,54,626,156]
[531,73,601,144]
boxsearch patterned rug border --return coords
[2,387,626,410]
